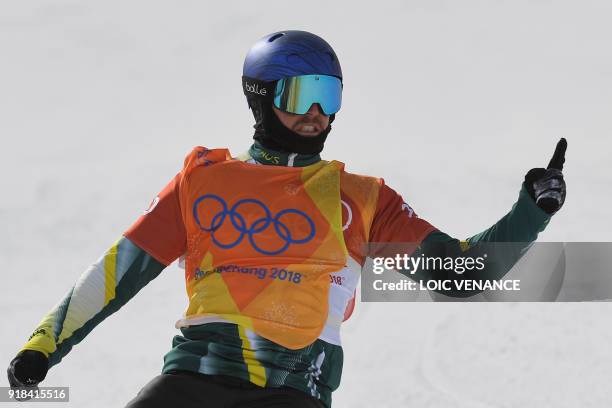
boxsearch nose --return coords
[305,103,324,116]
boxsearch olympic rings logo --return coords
[192,194,316,255]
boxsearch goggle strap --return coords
[242,76,275,100]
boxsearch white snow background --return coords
[1,1,611,407]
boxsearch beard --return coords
[251,100,332,154]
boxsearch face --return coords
[272,103,330,137]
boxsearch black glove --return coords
[524,138,567,215]
[7,350,49,391]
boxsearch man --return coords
[7,30,566,407]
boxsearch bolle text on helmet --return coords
[245,82,267,96]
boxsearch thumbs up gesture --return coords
[524,138,567,215]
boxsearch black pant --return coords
[125,371,325,408]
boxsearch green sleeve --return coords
[20,236,166,367]
[412,185,552,297]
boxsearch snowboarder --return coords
[8,30,566,407]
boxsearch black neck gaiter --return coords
[251,99,331,155]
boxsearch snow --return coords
[1,1,611,406]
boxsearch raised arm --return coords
[368,139,567,298]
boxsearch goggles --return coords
[274,75,342,115]
[243,75,342,115]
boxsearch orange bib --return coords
[179,149,347,349]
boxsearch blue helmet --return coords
[243,30,342,81]
[242,31,341,155]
